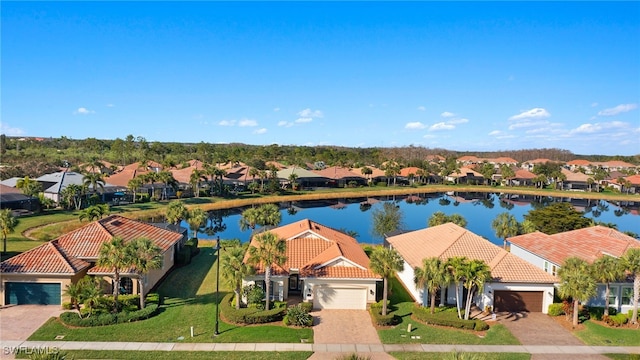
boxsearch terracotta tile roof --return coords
[614,174,640,186]
[352,167,387,178]
[525,158,554,164]
[105,169,140,187]
[399,167,421,177]
[1,215,183,275]
[512,168,536,179]
[244,219,379,279]
[450,167,483,178]
[561,168,591,182]
[567,159,591,166]
[488,157,518,164]
[170,164,203,184]
[600,160,637,168]
[508,226,640,265]
[457,156,481,162]
[387,223,558,284]
[1,241,90,274]
[312,166,364,179]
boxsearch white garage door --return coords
[313,286,366,310]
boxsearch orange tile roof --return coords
[244,219,379,279]
[105,169,140,187]
[512,168,535,179]
[1,215,183,275]
[387,223,558,284]
[488,157,518,164]
[614,174,640,186]
[312,166,363,179]
[561,168,591,182]
[508,226,640,266]
[566,159,591,166]
[399,167,421,177]
[450,167,483,178]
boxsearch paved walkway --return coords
[0,305,62,341]
[2,340,639,356]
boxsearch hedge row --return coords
[369,301,400,326]
[220,293,287,324]
[60,303,159,327]
[412,306,489,331]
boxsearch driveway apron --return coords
[0,305,62,341]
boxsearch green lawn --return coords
[391,353,530,360]
[379,278,520,345]
[15,351,312,360]
[573,320,640,346]
[29,243,312,343]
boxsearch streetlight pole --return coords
[214,236,221,336]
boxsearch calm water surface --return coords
[182,192,640,247]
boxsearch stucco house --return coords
[1,215,186,306]
[242,219,380,310]
[508,226,640,314]
[386,223,558,314]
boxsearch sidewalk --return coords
[2,340,640,356]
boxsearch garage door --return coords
[4,282,61,305]
[313,287,366,310]
[494,290,543,312]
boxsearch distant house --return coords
[0,215,186,306]
[387,223,558,313]
[608,175,640,194]
[37,171,125,204]
[0,184,39,213]
[508,226,640,314]
[560,168,591,191]
[242,219,379,310]
[277,167,328,189]
[505,168,536,187]
[445,167,484,185]
[312,166,367,187]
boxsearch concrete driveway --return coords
[0,305,62,341]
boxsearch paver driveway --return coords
[0,305,62,341]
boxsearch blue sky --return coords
[2,1,639,155]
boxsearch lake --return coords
[182,192,640,246]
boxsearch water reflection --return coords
[178,192,640,246]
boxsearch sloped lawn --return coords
[573,320,640,346]
[377,278,520,345]
[29,244,312,343]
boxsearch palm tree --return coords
[369,246,404,316]
[80,276,104,316]
[361,166,373,185]
[63,281,83,313]
[371,202,404,239]
[288,172,299,190]
[221,246,255,309]
[97,236,134,312]
[127,177,144,203]
[591,256,624,317]
[186,208,207,239]
[189,169,205,197]
[239,207,260,232]
[82,172,106,196]
[130,238,163,308]
[428,212,467,228]
[558,257,597,327]
[491,212,519,249]
[165,200,188,226]
[414,257,447,314]
[16,176,42,198]
[622,248,640,324]
[157,170,178,200]
[0,209,18,255]
[446,256,468,319]
[461,259,492,320]
[247,231,288,311]
[239,204,281,232]
[141,172,160,200]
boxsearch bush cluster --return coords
[283,304,313,327]
[220,293,286,324]
[586,306,617,321]
[369,301,400,326]
[548,303,565,316]
[413,306,488,331]
[185,238,199,256]
[604,313,628,327]
[60,303,159,327]
[298,301,313,313]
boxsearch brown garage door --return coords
[494,291,543,312]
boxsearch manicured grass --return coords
[29,243,313,343]
[391,353,530,360]
[15,350,312,360]
[379,277,520,345]
[573,320,640,346]
[606,355,640,360]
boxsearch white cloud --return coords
[297,108,323,118]
[106,104,115,108]
[590,102,598,108]
[0,123,25,136]
[441,111,455,118]
[429,122,455,131]
[238,119,258,127]
[569,121,628,134]
[448,118,469,125]
[417,106,426,111]
[253,128,267,134]
[488,130,503,136]
[508,120,549,130]
[509,108,550,121]
[218,120,235,126]
[295,117,313,124]
[74,107,95,115]
[278,120,294,127]
[273,107,280,112]
[597,103,637,116]
[405,122,427,130]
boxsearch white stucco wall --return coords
[396,260,423,304]
[509,244,558,274]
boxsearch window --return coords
[543,261,549,272]
[622,287,634,306]
[608,291,618,306]
[551,265,558,277]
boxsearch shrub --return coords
[412,305,487,331]
[369,302,400,326]
[604,313,628,327]
[284,304,313,327]
[586,306,617,321]
[299,301,313,313]
[336,354,371,360]
[220,293,286,324]
[242,284,265,306]
[62,302,73,310]
[177,246,192,265]
[27,350,72,360]
[548,303,565,317]
[185,238,199,256]
[59,304,159,327]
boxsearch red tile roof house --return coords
[242,219,380,310]
[0,215,186,306]
[387,223,558,314]
[508,226,640,314]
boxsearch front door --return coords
[289,274,300,291]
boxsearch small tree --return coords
[491,212,519,249]
[461,259,492,320]
[247,231,287,310]
[591,256,624,317]
[221,246,255,309]
[414,257,448,314]
[130,238,163,308]
[186,208,207,239]
[63,281,83,313]
[165,200,188,226]
[369,246,404,316]
[558,257,596,327]
[0,209,18,255]
[622,248,640,324]
[97,236,133,312]
[371,202,404,239]
[446,256,468,319]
